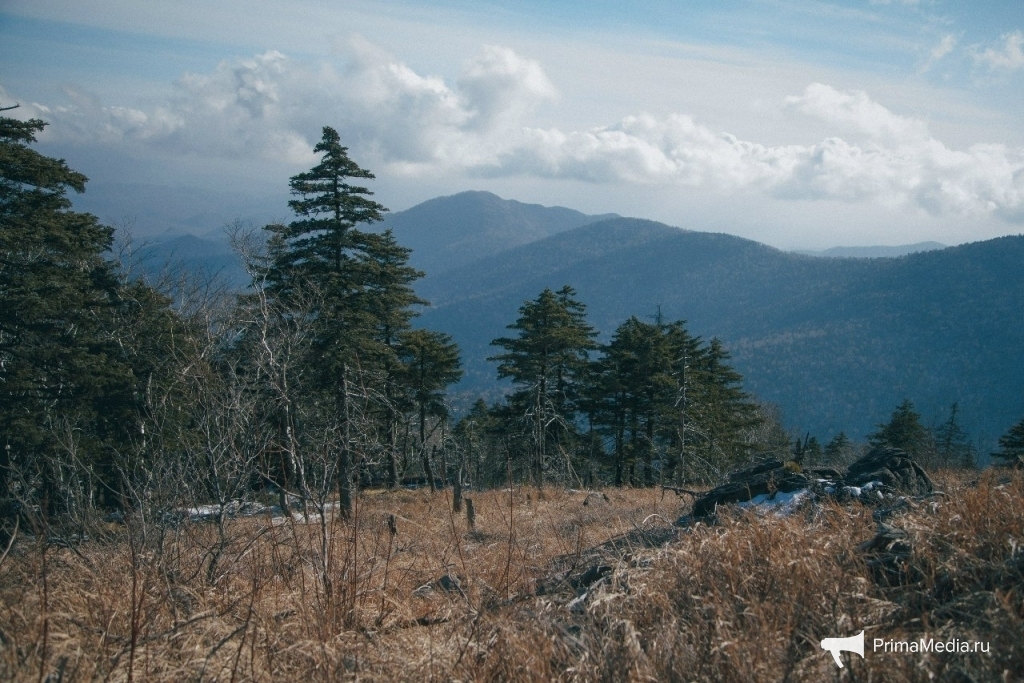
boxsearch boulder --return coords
[685,447,935,520]
[691,458,809,518]
[844,446,934,496]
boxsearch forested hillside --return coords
[114,191,1024,450]
[378,190,618,275]
[417,217,1024,447]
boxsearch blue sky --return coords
[2,0,1023,248]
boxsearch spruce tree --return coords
[992,416,1024,467]
[824,432,854,464]
[396,329,462,490]
[690,338,760,470]
[933,403,972,469]
[869,399,933,462]
[593,317,676,485]
[0,114,130,530]
[489,286,596,487]
[260,126,392,516]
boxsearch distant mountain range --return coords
[114,192,1024,451]
[793,242,947,258]
[378,191,619,274]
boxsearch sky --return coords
[2,0,1023,249]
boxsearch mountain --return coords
[378,190,619,275]
[73,181,287,239]
[794,242,947,258]
[123,233,249,289]
[107,189,1024,450]
[109,189,618,290]
[416,217,1024,448]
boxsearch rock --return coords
[691,458,809,518]
[576,564,612,588]
[858,521,916,586]
[804,466,844,480]
[727,458,785,482]
[844,446,933,496]
[684,447,934,520]
[415,573,468,600]
[437,573,462,593]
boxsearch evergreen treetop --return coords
[869,399,932,459]
[992,416,1024,467]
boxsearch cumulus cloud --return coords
[30,41,557,172]
[930,34,957,61]
[920,34,957,72]
[973,31,1024,71]
[21,44,1024,222]
[499,83,1024,220]
[330,39,555,171]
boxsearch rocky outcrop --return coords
[686,446,935,519]
[690,459,809,518]
[844,446,934,496]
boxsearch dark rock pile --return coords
[690,459,807,518]
[844,446,934,496]
[687,446,935,519]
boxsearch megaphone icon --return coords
[820,630,864,668]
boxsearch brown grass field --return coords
[1,470,1021,682]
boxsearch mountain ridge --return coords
[378,190,620,275]
[104,190,1023,450]
[415,215,1024,448]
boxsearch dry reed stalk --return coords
[0,474,1020,681]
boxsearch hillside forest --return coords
[3,116,1024,544]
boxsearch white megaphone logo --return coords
[820,630,864,668]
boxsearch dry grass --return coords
[1,471,1021,682]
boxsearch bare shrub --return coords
[0,472,1021,681]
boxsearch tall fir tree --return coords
[869,399,933,461]
[0,113,132,531]
[592,317,676,486]
[688,338,760,472]
[933,402,972,469]
[489,286,597,487]
[260,126,396,516]
[992,416,1024,467]
[395,329,462,490]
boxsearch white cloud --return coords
[931,34,957,62]
[31,40,559,174]
[973,31,1024,71]
[920,33,957,72]
[784,83,930,144]
[22,45,1024,223]
[497,84,1024,221]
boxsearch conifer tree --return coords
[869,399,933,461]
[689,338,760,470]
[933,402,972,469]
[0,113,131,530]
[396,329,462,490]
[824,431,854,464]
[992,416,1024,467]
[592,317,675,485]
[490,286,596,487]
[260,126,393,516]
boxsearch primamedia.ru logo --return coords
[874,637,990,654]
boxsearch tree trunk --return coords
[338,370,353,519]
[386,422,399,490]
[423,446,436,493]
[534,384,545,490]
[453,459,463,513]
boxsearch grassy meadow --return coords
[1,470,1022,682]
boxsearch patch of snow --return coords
[737,488,811,515]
